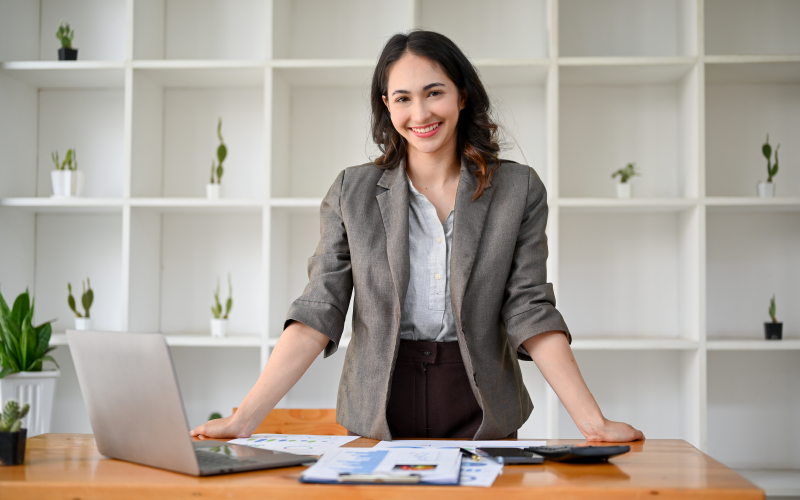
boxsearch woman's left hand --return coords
[584,418,644,443]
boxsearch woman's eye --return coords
[428,91,442,97]
[396,96,409,103]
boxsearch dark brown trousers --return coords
[346,340,519,439]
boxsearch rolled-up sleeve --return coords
[501,167,571,361]
[284,169,353,357]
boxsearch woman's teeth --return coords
[411,123,439,133]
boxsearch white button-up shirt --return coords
[399,175,458,343]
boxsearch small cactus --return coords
[56,20,75,49]
[209,118,227,184]
[0,399,30,433]
[51,149,78,171]
[67,278,93,318]
[209,412,223,420]
[762,135,780,183]
[769,295,777,323]
[211,274,233,320]
[612,162,641,184]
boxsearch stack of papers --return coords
[300,448,462,485]
[227,434,360,455]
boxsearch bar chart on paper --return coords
[228,434,359,455]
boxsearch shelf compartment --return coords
[705,0,800,56]
[133,0,269,61]
[559,209,701,339]
[705,58,800,84]
[0,61,125,89]
[272,0,407,60]
[706,212,799,340]
[557,350,694,440]
[0,0,127,62]
[131,70,265,198]
[708,351,800,470]
[128,210,263,336]
[416,0,549,59]
[705,197,800,213]
[33,213,123,333]
[130,198,264,213]
[559,64,700,198]
[705,65,800,198]
[559,0,697,57]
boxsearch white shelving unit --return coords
[0,0,798,495]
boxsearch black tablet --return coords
[475,447,545,464]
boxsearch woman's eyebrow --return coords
[391,82,446,96]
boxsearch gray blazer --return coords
[285,158,570,440]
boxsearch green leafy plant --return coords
[762,135,780,183]
[67,279,93,318]
[0,288,58,378]
[56,20,75,49]
[769,294,778,323]
[0,399,30,433]
[208,412,223,420]
[211,274,233,320]
[209,118,227,184]
[612,162,640,184]
[51,149,78,171]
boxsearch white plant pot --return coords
[74,318,93,331]
[757,182,775,198]
[616,183,632,199]
[0,370,60,437]
[210,318,228,338]
[206,183,221,199]
[51,170,85,197]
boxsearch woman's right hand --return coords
[190,414,250,440]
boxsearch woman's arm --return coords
[522,330,645,442]
[190,321,329,439]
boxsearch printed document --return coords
[374,439,546,450]
[228,434,360,455]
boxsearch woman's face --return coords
[382,52,465,159]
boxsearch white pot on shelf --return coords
[757,182,775,198]
[206,183,221,199]
[74,318,93,331]
[0,370,61,437]
[210,318,228,338]
[616,182,632,199]
[50,170,84,197]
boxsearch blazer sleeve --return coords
[501,167,571,361]
[284,169,353,357]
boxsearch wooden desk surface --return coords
[0,434,763,499]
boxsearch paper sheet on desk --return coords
[374,439,546,450]
[228,434,360,455]
[300,448,462,485]
[459,457,505,487]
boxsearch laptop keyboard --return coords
[196,450,261,470]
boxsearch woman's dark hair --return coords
[371,30,501,200]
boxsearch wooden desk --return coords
[0,434,763,499]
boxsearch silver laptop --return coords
[67,330,317,476]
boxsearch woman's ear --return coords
[382,94,389,109]
[459,90,467,111]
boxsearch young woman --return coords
[192,31,643,442]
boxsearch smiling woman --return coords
[191,30,644,444]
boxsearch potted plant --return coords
[56,20,77,60]
[765,294,782,340]
[757,135,779,198]
[210,274,233,337]
[0,288,60,437]
[206,118,227,199]
[612,162,640,198]
[0,399,30,465]
[51,149,84,197]
[67,279,93,331]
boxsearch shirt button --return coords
[435,273,441,280]
[437,237,442,244]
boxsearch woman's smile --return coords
[409,122,442,138]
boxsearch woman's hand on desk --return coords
[190,414,249,440]
[583,418,644,443]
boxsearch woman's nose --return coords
[411,99,431,124]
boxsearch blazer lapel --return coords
[376,161,411,313]
[450,158,494,318]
